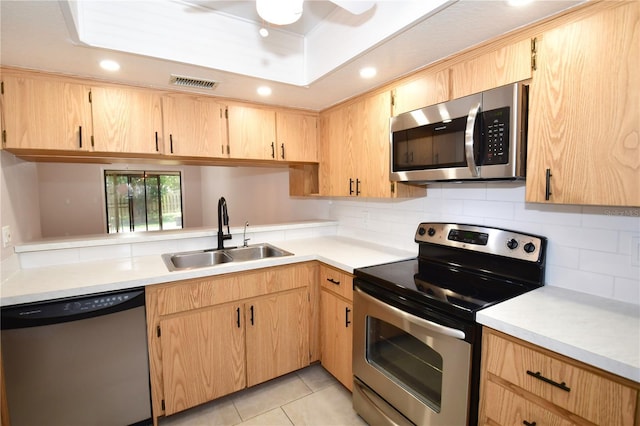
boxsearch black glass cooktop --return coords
[354,258,537,321]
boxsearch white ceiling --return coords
[0,0,585,111]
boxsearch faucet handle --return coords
[243,221,250,247]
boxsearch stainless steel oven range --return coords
[353,223,547,426]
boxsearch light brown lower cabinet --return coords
[319,264,354,391]
[146,262,316,425]
[479,328,640,426]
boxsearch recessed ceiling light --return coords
[257,86,272,96]
[100,59,120,71]
[360,67,377,79]
[259,27,269,37]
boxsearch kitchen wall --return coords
[0,152,41,261]
[329,183,640,305]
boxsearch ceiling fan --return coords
[256,0,376,26]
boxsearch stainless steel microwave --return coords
[390,81,529,183]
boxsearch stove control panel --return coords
[415,223,546,262]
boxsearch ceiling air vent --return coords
[170,74,218,90]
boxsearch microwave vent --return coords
[170,74,218,90]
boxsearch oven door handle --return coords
[356,286,466,340]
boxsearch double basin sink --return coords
[162,243,293,272]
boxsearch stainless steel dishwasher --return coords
[1,287,152,426]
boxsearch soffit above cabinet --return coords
[1,0,584,110]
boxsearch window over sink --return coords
[104,170,183,233]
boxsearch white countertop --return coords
[477,286,640,383]
[0,235,415,306]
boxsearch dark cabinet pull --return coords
[169,134,174,154]
[250,305,255,325]
[345,307,351,327]
[327,278,340,286]
[155,132,159,152]
[526,370,570,392]
[545,168,552,200]
[78,126,82,148]
[523,421,537,426]
[356,179,361,196]
[281,143,285,159]
[349,178,354,195]
[236,307,241,328]
[271,142,275,158]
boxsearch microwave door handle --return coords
[355,286,466,340]
[465,102,481,177]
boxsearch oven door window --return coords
[365,316,443,413]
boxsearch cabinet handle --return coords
[526,370,571,392]
[523,422,536,426]
[155,132,159,152]
[281,143,285,159]
[349,178,354,195]
[271,142,275,159]
[545,168,552,200]
[236,307,241,328]
[345,307,351,327]
[327,278,340,286]
[250,305,255,325]
[170,134,174,154]
[78,126,82,148]
[356,179,361,196]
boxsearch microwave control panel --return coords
[482,107,510,165]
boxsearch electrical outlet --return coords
[2,225,12,248]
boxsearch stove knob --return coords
[524,242,536,253]
[418,227,426,236]
[427,227,436,237]
[506,238,519,250]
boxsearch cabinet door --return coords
[162,94,226,158]
[276,111,318,162]
[320,290,353,391]
[160,304,246,415]
[245,289,310,387]
[357,91,393,198]
[319,105,354,196]
[526,2,640,206]
[91,85,163,154]
[449,38,532,99]
[392,69,450,115]
[227,104,276,160]
[1,73,91,151]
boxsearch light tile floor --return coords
[158,364,368,426]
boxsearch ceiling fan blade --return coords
[329,1,376,15]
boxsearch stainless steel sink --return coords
[162,243,293,272]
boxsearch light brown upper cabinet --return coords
[526,2,639,207]
[226,103,276,160]
[449,38,532,100]
[275,110,318,162]
[320,90,425,198]
[161,94,227,158]
[90,85,163,155]
[392,68,450,116]
[1,72,92,151]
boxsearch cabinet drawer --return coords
[484,380,574,426]
[484,331,638,426]
[319,265,353,301]
[156,263,314,315]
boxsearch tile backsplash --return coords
[328,182,640,305]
